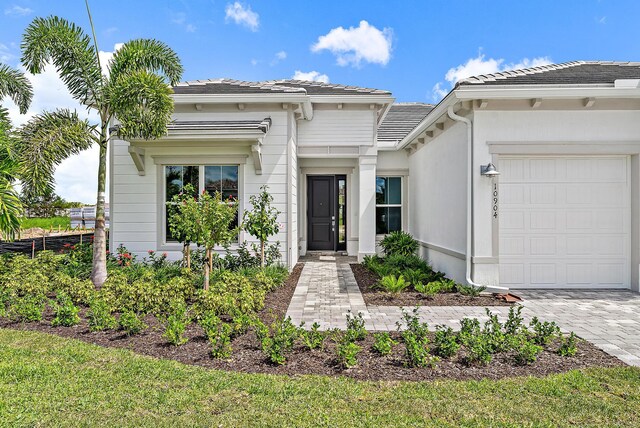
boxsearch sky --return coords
[1,0,639,203]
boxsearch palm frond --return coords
[0,63,33,114]
[107,39,183,85]
[0,179,23,240]
[16,109,96,198]
[21,16,102,107]
[106,71,174,140]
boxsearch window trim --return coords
[157,159,246,251]
[375,175,404,236]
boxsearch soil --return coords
[0,263,625,382]
[351,263,515,307]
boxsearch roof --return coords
[457,61,640,87]
[377,103,434,143]
[172,78,390,96]
[167,118,272,133]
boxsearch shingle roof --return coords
[457,61,640,87]
[172,78,391,96]
[167,118,272,133]
[377,103,434,144]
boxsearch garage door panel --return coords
[500,155,630,289]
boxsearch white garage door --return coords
[499,156,630,289]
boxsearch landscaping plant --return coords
[402,331,438,368]
[87,297,118,332]
[242,185,281,268]
[378,231,419,257]
[504,306,525,336]
[345,311,368,342]
[336,340,361,369]
[372,332,396,356]
[433,325,460,358]
[376,274,410,294]
[558,332,579,357]
[9,295,45,322]
[300,322,325,350]
[51,293,80,327]
[163,300,190,346]
[456,283,487,297]
[199,313,233,359]
[530,317,561,346]
[514,335,543,366]
[119,310,147,336]
[397,307,429,341]
[262,316,299,365]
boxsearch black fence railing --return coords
[0,233,95,256]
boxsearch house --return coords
[109,61,640,292]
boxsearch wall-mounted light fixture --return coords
[480,163,500,177]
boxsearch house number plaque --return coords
[492,183,498,219]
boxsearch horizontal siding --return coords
[298,110,374,146]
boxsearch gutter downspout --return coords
[447,106,509,292]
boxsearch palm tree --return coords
[0,63,33,240]
[18,4,183,287]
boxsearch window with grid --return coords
[375,176,402,235]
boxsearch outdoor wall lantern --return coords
[480,163,500,177]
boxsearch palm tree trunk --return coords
[91,138,108,288]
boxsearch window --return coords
[376,176,401,234]
[164,165,239,242]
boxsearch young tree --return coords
[243,185,280,267]
[18,3,183,287]
[166,184,199,268]
[0,63,33,239]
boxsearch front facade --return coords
[110,62,640,292]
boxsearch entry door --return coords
[308,176,335,251]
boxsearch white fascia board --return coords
[171,93,313,119]
[129,129,265,143]
[453,85,640,100]
[308,95,395,104]
[396,91,459,150]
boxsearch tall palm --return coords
[19,5,183,287]
[0,63,33,240]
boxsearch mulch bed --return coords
[0,263,625,382]
[351,263,515,307]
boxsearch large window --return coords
[376,176,402,235]
[165,165,239,242]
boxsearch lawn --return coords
[21,216,71,230]
[1,328,639,427]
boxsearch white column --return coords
[358,155,377,261]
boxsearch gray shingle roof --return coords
[168,118,272,133]
[458,61,640,86]
[377,103,434,143]
[173,78,391,96]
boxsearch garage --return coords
[499,155,631,289]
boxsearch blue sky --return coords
[1,0,639,202]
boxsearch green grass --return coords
[1,328,639,427]
[21,216,71,230]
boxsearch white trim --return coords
[488,140,640,155]
[152,155,248,165]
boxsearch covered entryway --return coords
[307,175,347,251]
[499,155,631,289]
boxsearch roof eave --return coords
[453,84,640,100]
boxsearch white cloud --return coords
[4,5,33,16]
[171,12,196,33]
[270,50,287,65]
[185,24,197,33]
[250,59,259,66]
[431,53,553,101]
[311,20,393,67]
[597,16,607,24]
[98,43,124,76]
[4,43,124,203]
[225,2,259,32]
[0,43,15,63]
[292,70,329,83]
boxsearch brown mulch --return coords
[0,263,625,382]
[351,263,515,307]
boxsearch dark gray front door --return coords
[307,176,335,251]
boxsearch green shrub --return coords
[372,332,396,356]
[397,307,429,342]
[87,298,118,332]
[402,331,438,368]
[262,316,299,365]
[530,317,561,346]
[163,300,190,346]
[433,325,460,358]
[504,306,525,336]
[0,254,52,298]
[414,281,442,297]
[383,253,430,273]
[51,293,80,327]
[458,317,481,345]
[376,274,410,293]
[253,318,270,344]
[378,231,418,257]
[362,255,382,271]
[558,332,579,357]
[456,283,486,297]
[9,295,46,322]
[464,333,492,366]
[336,341,361,369]
[483,309,509,353]
[425,278,456,293]
[200,312,233,359]
[403,268,428,288]
[192,271,266,319]
[119,310,147,336]
[300,322,325,350]
[231,312,254,337]
[53,273,95,305]
[345,311,368,342]
[514,336,543,365]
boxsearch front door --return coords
[308,176,335,251]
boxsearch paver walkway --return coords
[286,255,640,366]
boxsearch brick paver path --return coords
[286,255,640,366]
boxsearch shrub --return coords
[192,271,266,319]
[464,333,492,366]
[403,268,428,288]
[514,336,543,365]
[483,309,509,353]
[336,341,361,369]
[163,300,190,346]
[300,322,325,350]
[243,185,281,268]
[253,318,270,345]
[376,274,410,294]
[504,306,525,336]
[558,332,579,357]
[9,295,46,322]
[425,278,456,293]
[403,331,438,368]
[433,325,460,358]
[262,316,299,365]
[530,317,561,346]
[200,313,233,359]
[456,283,486,297]
[384,253,429,273]
[372,332,396,356]
[119,310,147,336]
[458,317,481,345]
[397,307,429,341]
[414,281,442,298]
[87,298,118,332]
[51,293,80,327]
[345,311,368,342]
[53,273,95,306]
[231,312,254,337]
[362,254,382,271]
[378,231,418,257]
